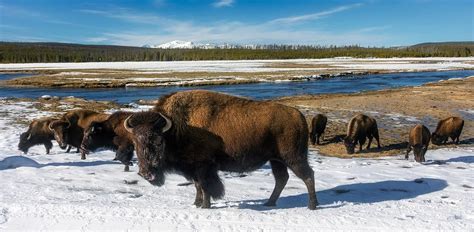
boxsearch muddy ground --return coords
[278,76,474,158]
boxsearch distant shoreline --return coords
[1,57,473,88]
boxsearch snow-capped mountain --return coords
[144,40,258,49]
[153,40,195,49]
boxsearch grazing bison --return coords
[431,117,464,145]
[406,124,430,162]
[49,109,109,159]
[124,90,318,209]
[18,117,58,154]
[310,114,327,145]
[81,111,135,171]
[343,114,381,154]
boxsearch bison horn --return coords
[26,133,32,140]
[65,119,71,128]
[48,122,54,131]
[123,116,134,134]
[159,113,172,133]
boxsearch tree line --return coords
[0,42,472,63]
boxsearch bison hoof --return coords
[263,201,276,207]
[194,201,202,207]
[124,166,130,172]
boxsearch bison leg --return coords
[44,140,53,155]
[310,133,316,145]
[196,165,224,209]
[286,162,318,210]
[193,181,204,207]
[405,145,411,160]
[316,134,321,145]
[76,147,80,153]
[66,145,72,153]
[366,135,373,150]
[264,160,289,207]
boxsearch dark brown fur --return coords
[49,109,109,159]
[126,90,318,209]
[18,117,57,154]
[81,111,134,171]
[310,114,327,145]
[344,114,381,154]
[431,117,464,145]
[406,124,430,162]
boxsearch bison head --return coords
[431,132,444,145]
[343,137,356,154]
[49,120,70,149]
[413,145,427,163]
[18,131,33,154]
[81,121,108,154]
[124,112,172,186]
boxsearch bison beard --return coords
[125,90,317,210]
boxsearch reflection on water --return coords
[1,70,473,104]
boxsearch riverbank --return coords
[1,57,473,88]
[278,76,474,158]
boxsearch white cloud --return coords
[213,0,234,8]
[81,4,389,46]
[269,3,362,24]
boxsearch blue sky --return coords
[0,0,472,46]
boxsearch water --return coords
[1,70,473,104]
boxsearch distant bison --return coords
[406,124,430,162]
[431,117,464,145]
[81,111,135,171]
[18,117,58,154]
[310,114,327,145]
[124,90,318,209]
[49,109,109,159]
[344,114,381,154]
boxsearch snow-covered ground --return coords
[0,101,473,231]
[0,57,473,72]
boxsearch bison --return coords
[310,114,327,145]
[124,90,318,210]
[431,116,464,145]
[49,109,109,159]
[18,117,58,154]
[80,111,135,171]
[343,114,381,154]
[406,124,430,162]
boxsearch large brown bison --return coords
[80,111,135,171]
[49,109,109,159]
[406,124,430,162]
[343,114,381,154]
[18,117,58,154]
[431,116,464,145]
[310,114,327,145]
[124,90,318,210]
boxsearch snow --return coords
[1,58,473,73]
[0,100,473,231]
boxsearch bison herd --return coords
[18,90,465,210]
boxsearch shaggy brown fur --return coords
[310,114,327,145]
[126,90,318,210]
[18,117,58,154]
[344,114,381,154]
[406,124,430,162]
[81,111,134,171]
[49,109,109,159]
[431,117,464,145]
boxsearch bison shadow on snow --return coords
[0,155,118,171]
[425,155,474,165]
[233,178,447,210]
